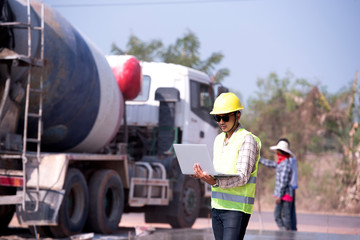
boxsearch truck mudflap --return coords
[144,174,202,228]
[16,189,64,225]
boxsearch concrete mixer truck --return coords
[0,0,227,237]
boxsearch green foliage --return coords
[111,30,229,83]
[111,35,163,62]
[244,70,360,160]
[307,135,323,153]
[247,72,304,116]
[161,30,201,67]
[211,67,230,84]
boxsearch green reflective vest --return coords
[211,128,261,214]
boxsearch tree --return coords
[111,30,229,83]
[244,72,320,157]
[324,72,360,211]
[111,34,163,62]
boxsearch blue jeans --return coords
[274,200,292,230]
[212,208,251,240]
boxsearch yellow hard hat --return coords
[210,92,243,115]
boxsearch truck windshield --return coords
[190,80,217,127]
[190,80,214,112]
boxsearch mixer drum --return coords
[6,0,124,152]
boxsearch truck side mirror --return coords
[217,86,228,96]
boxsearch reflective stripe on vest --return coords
[212,191,255,205]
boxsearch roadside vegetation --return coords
[244,72,360,214]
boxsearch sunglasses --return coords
[213,113,234,122]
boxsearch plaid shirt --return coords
[215,125,260,189]
[259,157,293,198]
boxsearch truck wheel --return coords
[85,169,124,234]
[50,168,89,238]
[0,187,15,231]
[168,176,201,228]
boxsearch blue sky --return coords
[43,0,360,103]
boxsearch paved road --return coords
[249,210,360,235]
[2,210,360,239]
[118,210,360,235]
[132,228,360,240]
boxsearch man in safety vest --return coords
[192,92,261,240]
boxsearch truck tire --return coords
[49,168,89,238]
[168,176,201,228]
[85,169,124,234]
[0,187,15,231]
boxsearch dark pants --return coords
[274,200,292,230]
[291,191,297,231]
[212,208,251,240]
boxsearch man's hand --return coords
[275,197,281,204]
[191,163,217,186]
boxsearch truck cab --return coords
[124,61,219,159]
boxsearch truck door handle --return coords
[200,131,204,138]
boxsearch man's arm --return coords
[216,134,259,189]
[259,157,277,168]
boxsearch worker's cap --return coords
[270,140,294,156]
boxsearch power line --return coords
[50,0,253,8]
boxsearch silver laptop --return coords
[173,144,239,177]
